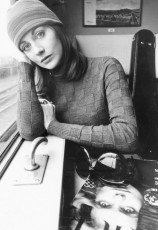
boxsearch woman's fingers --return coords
[39,99,55,129]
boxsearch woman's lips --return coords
[41,54,53,63]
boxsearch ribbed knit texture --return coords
[17,57,138,154]
[137,204,158,230]
[7,0,63,48]
[17,62,45,140]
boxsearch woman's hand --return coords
[13,47,32,64]
[39,99,56,130]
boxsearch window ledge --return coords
[0,135,65,230]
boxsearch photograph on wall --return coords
[83,0,142,27]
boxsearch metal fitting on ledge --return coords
[24,137,48,171]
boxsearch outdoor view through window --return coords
[0,1,19,149]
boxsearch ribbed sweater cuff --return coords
[18,62,34,81]
[47,120,84,143]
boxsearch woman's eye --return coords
[21,43,31,52]
[35,31,44,39]
[121,207,135,214]
[97,201,110,208]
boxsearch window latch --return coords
[24,137,48,171]
[14,137,49,185]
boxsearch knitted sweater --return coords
[17,57,138,154]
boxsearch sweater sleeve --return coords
[17,62,45,140]
[47,58,138,153]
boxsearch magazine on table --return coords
[63,152,158,230]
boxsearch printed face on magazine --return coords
[72,184,143,230]
[91,184,143,230]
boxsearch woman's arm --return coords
[17,62,45,140]
[47,58,138,153]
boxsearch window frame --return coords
[0,122,23,179]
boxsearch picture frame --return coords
[83,0,142,27]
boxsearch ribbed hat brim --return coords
[7,0,63,48]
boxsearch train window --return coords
[0,0,20,169]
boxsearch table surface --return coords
[0,135,65,230]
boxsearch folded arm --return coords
[17,62,45,140]
[47,58,138,153]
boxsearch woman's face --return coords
[91,185,143,230]
[19,25,63,70]
[72,185,143,230]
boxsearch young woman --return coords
[6,0,138,155]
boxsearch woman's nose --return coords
[114,193,126,201]
[33,44,44,56]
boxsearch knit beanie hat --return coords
[7,0,63,48]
